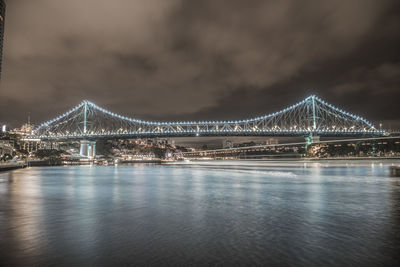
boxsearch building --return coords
[223,139,233,149]
[0,0,5,79]
[0,140,13,157]
[21,141,40,154]
[12,115,35,136]
[19,122,34,135]
[1,124,9,133]
[265,138,278,145]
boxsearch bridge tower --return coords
[305,96,320,148]
[79,101,96,158]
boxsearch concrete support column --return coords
[80,140,88,156]
[88,144,93,158]
[80,140,96,158]
[92,143,96,158]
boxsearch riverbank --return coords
[0,161,27,172]
[184,156,400,162]
[26,158,163,167]
[5,157,399,169]
[306,156,400,161]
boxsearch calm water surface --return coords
[1,161,400,266]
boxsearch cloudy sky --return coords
[0,0,399,129]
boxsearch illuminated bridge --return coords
[27,95,384,156]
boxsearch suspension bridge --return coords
[26,95,385,157]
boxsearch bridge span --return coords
[25,95,386,157]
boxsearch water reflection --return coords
[0,161,399,266]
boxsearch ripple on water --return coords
[0,162,399,266]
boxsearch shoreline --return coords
[2,159,399,177]
[21,157,400,167]
[183,157,400,162]
[0,162,28,172]
[1,157,398,171]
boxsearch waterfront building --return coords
[21,141,40,153]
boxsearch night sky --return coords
[0,0,399,129]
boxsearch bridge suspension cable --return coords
[29,95,383,140]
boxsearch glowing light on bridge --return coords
[28,95,384,140]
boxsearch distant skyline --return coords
[0,0,399,129]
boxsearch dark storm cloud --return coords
[0,0,399,128]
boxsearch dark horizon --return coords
[0,0,399,129]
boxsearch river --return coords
[1,161,399,266]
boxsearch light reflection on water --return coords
[0,161,399,266]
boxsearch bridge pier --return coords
[80,140,96,158]
[305,134,320,146]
